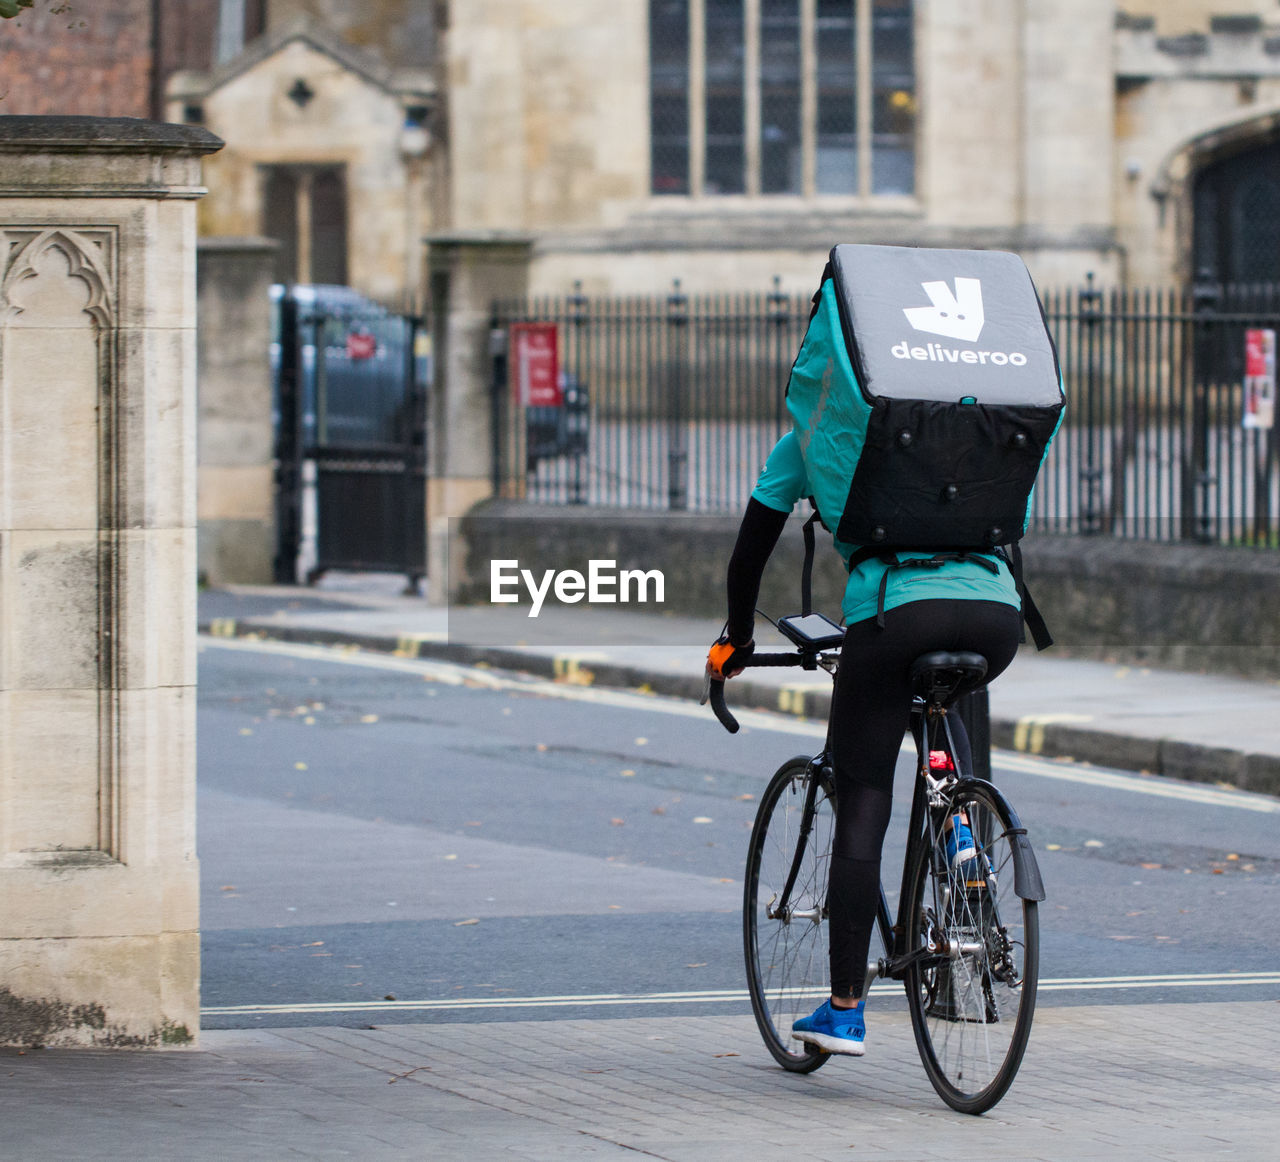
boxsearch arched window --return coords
[649,0,915,198]
[1194,142,1280,285]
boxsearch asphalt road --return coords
[197,637,1280,1030]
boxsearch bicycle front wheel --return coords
[743,756,836,1073]
[904,781,1039,1114]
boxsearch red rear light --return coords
[928,749,955,772]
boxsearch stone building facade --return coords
[9,2,1280,298]
[439,0,1280,296]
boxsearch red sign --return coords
[511,323,561,406]
[346,330,378,361]
[1244,328,1276,431]
[1245,328,1270,378]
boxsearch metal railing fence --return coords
[491,278,1280,545]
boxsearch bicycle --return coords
[705,613,1044,1115]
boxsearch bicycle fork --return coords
[765,757,829,924]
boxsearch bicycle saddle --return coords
[908,651,988,706]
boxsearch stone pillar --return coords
[425,234,533,603]
[1019,0,1120,282]
[0,117,221,1048]
[196,236,278,586]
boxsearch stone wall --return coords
[1113,17,1280,286]
[442,0,1122,297]
[168,24,436,305]
[457,502,1280,680]
[197,236,277,586]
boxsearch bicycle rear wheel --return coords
[904,780,1039,1113]
[743,756,836,1073]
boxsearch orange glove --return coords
[706,634,754,681]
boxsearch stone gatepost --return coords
[197,236,278,586]
[0,117,221,1047]
[425,233,532,602]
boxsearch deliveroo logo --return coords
[903,278,985,343]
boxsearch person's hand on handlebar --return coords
[706,634,755,680]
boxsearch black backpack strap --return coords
[866,550,1000,629]
[1010,542,1053,651]
[801,509,820,616]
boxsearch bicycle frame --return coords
[768,697,1043,987]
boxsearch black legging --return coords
[826,599,1022,998]
[723,501,1023,998]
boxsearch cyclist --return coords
[707,430,1023,1057]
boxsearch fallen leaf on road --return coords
[610,818,625,826]
[693,817,713,824]
[388,1066,430,1084]
[652,806,666,815]
[220,885,237,892]
[635,737,648,746]
[735,794,754,801]
[536,743,548,752]
[303,941,324,947]
[1140,863,1161,870]
[454,918,479,926]
[686,963,707,968]
[718,878,733,883]
[1045,844,1062,851]
[239,728,253,736]
[1227,853,1240,861]
[621,769,636,777]
[361,714,379,724]
[444,854,458,861]
[713,1053,740,1058]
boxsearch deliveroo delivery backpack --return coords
[786,244,1064,648]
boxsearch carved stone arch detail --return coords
[0,227,116,329]
[1147,108,1280,283]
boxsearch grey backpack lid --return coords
[829,243,1062,406]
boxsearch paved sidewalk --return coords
[5,1003,1278,1160]
[198,581,1280,795]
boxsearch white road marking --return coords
[993,752,1280,814]
[201,635,1280,814]
[202,971,1280,1018]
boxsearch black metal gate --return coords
[273,285,427,588]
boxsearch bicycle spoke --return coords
[906,783,1039,1113]
[744,759,835,1072]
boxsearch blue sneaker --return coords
[791,1000,866,1056]
[945,816,978,871]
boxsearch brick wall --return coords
[0,1,154,117]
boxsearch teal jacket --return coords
[751,431,1021,626]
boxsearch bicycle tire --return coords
[903,779,1039,1113]
[743,756,836,1073]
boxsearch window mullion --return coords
[744,0,762,196]
[689,0,707,197]
[800,0,816,198]
[856,0,873,198]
